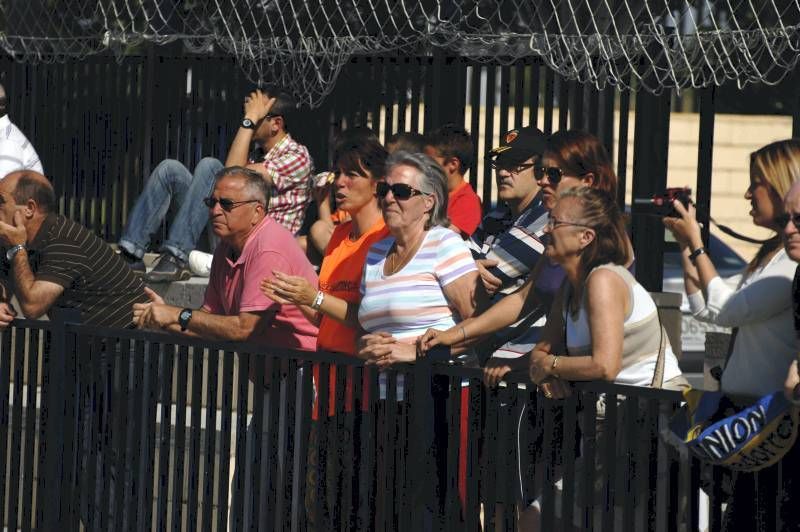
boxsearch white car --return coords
[661,234,746,363]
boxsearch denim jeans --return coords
[119,157,223,262]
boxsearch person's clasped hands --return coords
[358,332,416,368]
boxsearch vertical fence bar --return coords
[631,90,672,291]
[155,343,176,532]
[201,348,219,532]
[468,64,481,194]
[513,63,525,129]
[542,68,555,134]
[557,76,569,130]
[696,86,716,246]
[616,87,632,208]
[230,351,250,530]
[482,67,497,206]
[124,337,145,532]
[215,350,235,531]
[463,380,481,531]
[186,345,205,529]
[292,360,314,532]
[20,328,39,532]
[264,356,281,530]
[169,344,188,532]
[0,326,10,530]
[498,65,511,141]
[7,323,27,532]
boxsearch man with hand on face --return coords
[0,170,147,327]
[119,85,312,282]
[0,170,149,529]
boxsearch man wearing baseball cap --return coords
[469,125,552,361]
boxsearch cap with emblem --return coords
[488,126,546,166]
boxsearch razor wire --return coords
[1,0,799,107]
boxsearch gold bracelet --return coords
[551,355,561,379]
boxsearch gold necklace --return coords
[386,233,425,275]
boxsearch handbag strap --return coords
[649,320,667,388]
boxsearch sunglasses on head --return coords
[774,212,800,229]
[203,197,261,212]
[376,181,426,200]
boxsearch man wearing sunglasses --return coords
[465,126,554,360]
[134,166,318,528]
[118,85,312,283]
[133,165,318,349]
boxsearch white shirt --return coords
[0,114,43,178]
[565,266,683,387]
[688,248,797,397]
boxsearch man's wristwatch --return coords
[6,244,26,261]
[241,117,257,130]
[178,308,193,331]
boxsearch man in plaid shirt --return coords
[118,85,312,282]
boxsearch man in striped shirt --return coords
[469,126,555,361]
[118,85,312,282]
[0,84,44,178]
[0,170,147,328]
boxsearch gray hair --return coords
[214,166,272,208]
[385,150,450,229]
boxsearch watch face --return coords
[180,309,192,322]
[242,118,254,129]
[6,245,23,261]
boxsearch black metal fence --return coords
[3,51,799,290]
[0,312,793,531]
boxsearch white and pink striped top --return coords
[359,225,478,340]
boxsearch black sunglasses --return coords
[533,166,565,185]
[376,181,426,200]
[490,161,537,174]
[774,212,800,229]
[203,197,262,212]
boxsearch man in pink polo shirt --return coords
[133,166,318,349]
[134,165,318,529]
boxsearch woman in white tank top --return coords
[528,187,684,398]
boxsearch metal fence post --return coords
[40,308,82,531]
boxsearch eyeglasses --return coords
[533,166,566,185]
[546,217,594,231]
[203,197,262,212]
[490,161,536,174]
[376,181,427,201]
[774,212,800,229]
